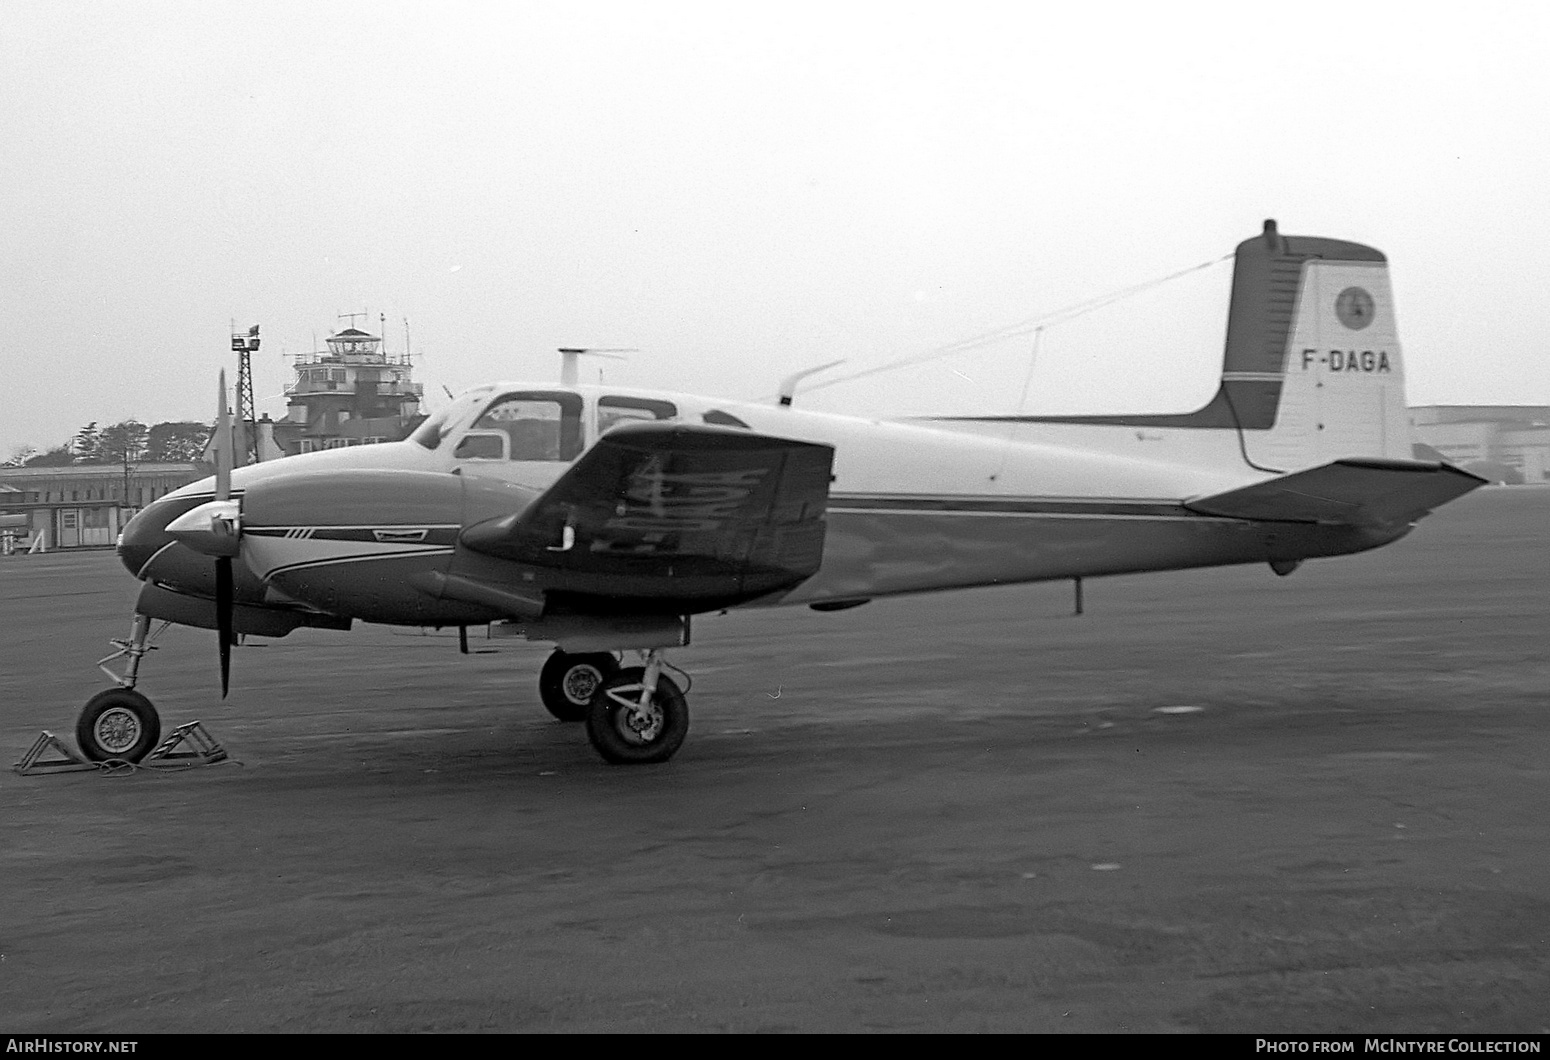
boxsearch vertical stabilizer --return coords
[1233,222,1409,470]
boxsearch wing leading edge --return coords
[1184,458,1487,526]
[460,422,835,608]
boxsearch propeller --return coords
[214,376,234,695]
[165,371,241,696]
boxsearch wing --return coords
[1184,458,1486,526]
[460,422,835,609]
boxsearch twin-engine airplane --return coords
[88,221,1484,766]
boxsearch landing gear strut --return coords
[538,649,620,723]
[81,614,169,762]
[584,649,689,765]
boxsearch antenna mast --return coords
[557,347,635,386]
[230,322,261,464]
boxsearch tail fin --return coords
[1224,220,1409,471]
[994,220,1411,472]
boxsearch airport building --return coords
[0,462,206,551]
[1409,405,1550,484]
[269,325,425,456]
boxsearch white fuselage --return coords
[122,382,1389,626]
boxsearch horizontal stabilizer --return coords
[461,422,835,606]
[1184,458,1487,526]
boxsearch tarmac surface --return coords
[1,487,1547,1033]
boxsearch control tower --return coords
[276,325,425,455]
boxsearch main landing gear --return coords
[81,614,169,762]
[538,650,620,723]
[541,647,690,765]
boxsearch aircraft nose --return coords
[117,500,177,579]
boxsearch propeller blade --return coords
[215,370,232,503]
[212,372,236,695]
[216,556,233,697]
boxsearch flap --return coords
[461,422,835,606]
[1184,458,1487,525]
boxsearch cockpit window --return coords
[411,387,492,450]
[598,396,678,435]
[409,405,455,450]
[473,391,584,461]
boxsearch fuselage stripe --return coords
[260,546,457,583]
[827,509,1233,522]
[246,526,461,546]
[827,494,1196,517]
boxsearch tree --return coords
[98,420,150,465]
[95,420,150,506]
[5,444,37,467]
[73,422,101,463]
[24,446,75,467]
[145,421,213,462]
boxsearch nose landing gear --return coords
[82,613,170,763]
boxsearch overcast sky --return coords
[3,1,1546,458]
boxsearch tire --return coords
[76,688,161,763]
[584,667,689,765]
[538,651,619,722]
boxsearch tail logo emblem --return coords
[1335,287,1376,330]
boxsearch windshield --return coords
[410,387,492,450]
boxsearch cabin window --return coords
[473,391,584,461]
[598,396,678,435]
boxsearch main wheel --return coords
[538,651,620,722]
[76,688,161,763]
[584,667,689,765]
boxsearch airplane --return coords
[86,220,1485,767]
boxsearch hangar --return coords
[0,462,205,550]
[1410,405,1550,484]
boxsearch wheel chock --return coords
[146,721,228,765]
[12,731,98,776]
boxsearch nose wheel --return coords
[77,688,161,763]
